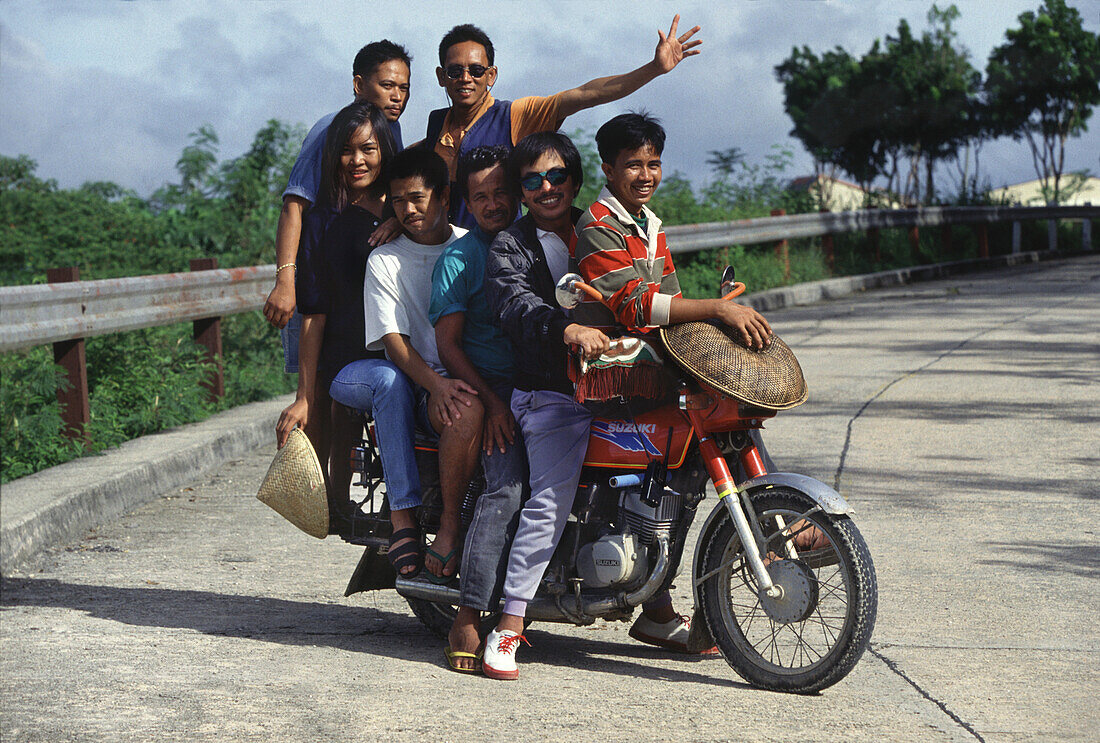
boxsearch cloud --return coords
[1,1,1097,198]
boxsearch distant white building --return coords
[787,174,900,211]
[987,176,1100,206]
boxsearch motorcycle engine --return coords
[576,533,647,588]
[619,485,684,545]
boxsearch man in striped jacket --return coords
[574,112,771,349]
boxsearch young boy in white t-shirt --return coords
[363,148,482,582]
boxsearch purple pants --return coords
[501,389,593,618]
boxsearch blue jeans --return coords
[329,358,421,511]
[280,310,302,373]
[458,384,529,611]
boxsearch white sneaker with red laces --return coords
[629,613,719,655]
[482,628,529,680]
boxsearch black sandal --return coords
[387,527,421,578]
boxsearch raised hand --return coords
[654,14,702,74]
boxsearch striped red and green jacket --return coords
[573,187,681,333]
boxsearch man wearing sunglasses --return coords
[479,132,711,680]
[426,15,701,231]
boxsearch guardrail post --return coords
[1012,222,1021,254]
[868,227,881,265]
[1084,217,1092,251]
[770,208,789,281]
[978,224,989,259]
[46,267,90,443]
[189,258,225,402]
[941,224,952,259]
[1047,219,1057,251]
[908,225,920,262]
[820,208,835,271]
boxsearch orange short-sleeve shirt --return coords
[433,93,566,180]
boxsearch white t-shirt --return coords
[536,227,571,283]
[364,228,467,372]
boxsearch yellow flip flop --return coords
[444,646,483,674]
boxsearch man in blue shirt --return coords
[429,145,526,673]
[263,40,410,358]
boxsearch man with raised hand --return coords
[426,15,702,229]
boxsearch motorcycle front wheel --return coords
[698,487,877,693]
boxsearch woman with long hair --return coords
[276,101,397,526]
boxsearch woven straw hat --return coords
[256,427,328,539]
[659,321,808,410]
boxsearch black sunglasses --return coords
[444,64,490,80]
[520,167,569,192]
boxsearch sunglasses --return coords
[444,64,490,80]
[520,167,569,192]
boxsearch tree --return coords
[0,154,58,193]
[776,45,884,201]
[877,6,982,204]
[778,5,985,206]
[985,0,1100,203]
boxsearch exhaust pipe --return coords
[394,536,671,622]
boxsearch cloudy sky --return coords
[2,0,1097,198]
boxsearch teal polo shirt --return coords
[429,225,514,383]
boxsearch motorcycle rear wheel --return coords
[698,487,877,693]
[405,597,503,640]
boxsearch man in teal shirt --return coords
[429,145,526,673]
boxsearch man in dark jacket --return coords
[481,132,711,681]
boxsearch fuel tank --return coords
[582,406,693,470]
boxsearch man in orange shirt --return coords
[425,15,701,229]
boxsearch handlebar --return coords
[722,282,747,300]
[571,277,747,303]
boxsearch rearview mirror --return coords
[720,265,737,298]
[554,272,584,309]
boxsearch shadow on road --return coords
[0,577,750,687]
[517,629,757,690]
[978,541,1100,580]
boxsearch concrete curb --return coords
[0,247,1087,572]
[1,393,292,573]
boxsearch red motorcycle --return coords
[339,269,877,693]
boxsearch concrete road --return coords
[3,255,1097,742]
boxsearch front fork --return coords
[685,410,783,599]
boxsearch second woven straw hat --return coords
[660,321,808,410]
[256,427,329,539]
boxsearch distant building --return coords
[787,174,900,211]
[987,176,1100,206]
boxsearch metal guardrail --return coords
[0,203,1094,441]
[663,204,1099,253]
[0,265,271,353]
[0,205,1095,354]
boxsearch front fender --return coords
[690,473,852,610]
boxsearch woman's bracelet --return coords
[275,263,296,275]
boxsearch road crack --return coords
[832,269,1095,492]
[870,645,986,742]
